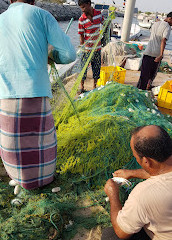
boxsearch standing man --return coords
[78,0,104,93]
[137,12,172,90]
[0,0,76,190]
[104,125,172,240]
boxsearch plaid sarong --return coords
[0,97,57,190]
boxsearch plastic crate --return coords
[97,66,126,86]
[157,80,172,110]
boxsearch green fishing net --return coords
[0,82,172,240]
[159,61,172,74]
[54,82,172,180]
[125,43,146,58]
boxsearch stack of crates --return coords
[97,66,126,86]
[157,80,172,110]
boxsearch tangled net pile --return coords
[159,61,172,74]
[55,82,172,180]
[1,82,172,240]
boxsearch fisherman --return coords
[78,0,104,93]
[137,12,172,90]
[0,0,76,190]
[104,125,172,240]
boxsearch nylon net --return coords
[1,12,172,240]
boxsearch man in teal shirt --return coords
[0,0,76,98]
[0,0,76,190]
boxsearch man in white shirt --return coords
[104,125,172,240]
[137,12,172,90]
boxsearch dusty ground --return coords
[0,162,7,178]
[72,199,110,240]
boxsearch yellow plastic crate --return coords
[157,80,172,110]
[97,66,126,86]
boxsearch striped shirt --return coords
[78,9,104,51]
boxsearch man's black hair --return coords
[78,0,91,6]
[131,125,172,162]
[167,12,172,18]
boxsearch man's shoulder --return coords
[93,9,102,15]
[130,173,172,201]
[130,179,151,196]
[153,20,170,29]
[11,3,51,16]
[160,20,171,28]
[79,13,87,21]
[79,9,102,21]
[129,178,160,201]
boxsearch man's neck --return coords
[164,18,171,26]
[11,0,35,5]
[150,156,172,176]
[85,7,94,17]
[10,0,26,4]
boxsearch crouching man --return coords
[104,125,172,240]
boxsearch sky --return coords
[93,0,172,13]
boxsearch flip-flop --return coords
[146,85,156,91]
[77,89,87,94]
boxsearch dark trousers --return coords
[101,227,151,240]
[137,55,160,90]
[81,50,101,82]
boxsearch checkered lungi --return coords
[0,97,57,190]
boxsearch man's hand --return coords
[112,168,150,180]
[48,56,54,65]
[104,179,132,239]
[113,169,132,179]
[154,55,163,62]
[80,34,85,45]
[155,38,166,63]
[104,179,119,199]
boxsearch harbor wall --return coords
[0,0,82,21]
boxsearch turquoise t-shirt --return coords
[0,2,76,99]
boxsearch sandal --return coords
[146,85,155,91]
[77,89,87,94]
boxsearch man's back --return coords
[117,171,172,239]
[0,3,49,72]
[144,20,171,57]
[0,2,75,99]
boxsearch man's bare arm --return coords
[113,169,150,180]
[154,38,167,62]
[80,34,85,45]
[104,180,132,239]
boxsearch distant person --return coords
[104,125,172,240]
[155,16,160,22]
[78,0,104,93]
[137,12,172,90]
[0,0,76,190]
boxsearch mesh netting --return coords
[1,11,172,240]
[159,61,172,74]
[55,82,172,181]
[1,82,172,239]
[102,41,145,66]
